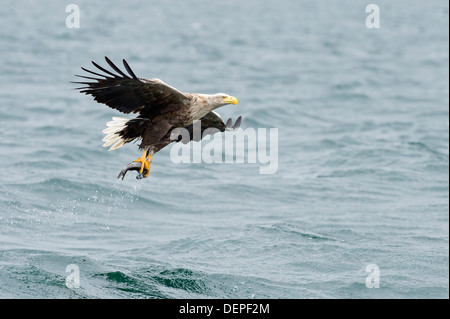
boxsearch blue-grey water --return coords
[0,0,448,299]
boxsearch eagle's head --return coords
[211,93,238,108]
[191,93,238,120]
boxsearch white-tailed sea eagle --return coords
[73,57,240,179]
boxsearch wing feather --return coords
[178,112,242,144]
[81,66,113,79]
[91,60,120,78]
[122,59,138,79]
[74,57,189,118]
[104,56,130,79]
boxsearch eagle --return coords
[73,57,239,179]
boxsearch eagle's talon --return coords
[133,158,146,174]
[133,150,151,177]
[136,168,149,179]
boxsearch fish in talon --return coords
[117,162,149,180]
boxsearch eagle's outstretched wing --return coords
[73,56,190,119]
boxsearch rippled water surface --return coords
[0,0,448,298]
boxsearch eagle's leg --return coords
[133,150,151,178]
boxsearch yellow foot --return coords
[133,151,151,178]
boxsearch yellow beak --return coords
[223,96,238,105]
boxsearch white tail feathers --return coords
[102,117,132,151]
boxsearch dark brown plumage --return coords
[73,57,240,179]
